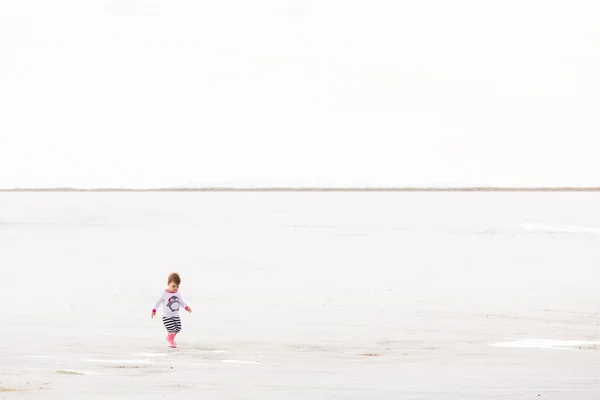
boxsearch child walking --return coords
[151,272,192,348]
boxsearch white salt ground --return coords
[1,192,600,399]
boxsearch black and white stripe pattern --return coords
[162,316,182,333]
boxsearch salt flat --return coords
[1,192,600,399]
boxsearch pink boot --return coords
[166,333,176,348]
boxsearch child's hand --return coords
[151,310,156,318]
[185,306,192,313]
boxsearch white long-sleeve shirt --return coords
[153,290,189,318]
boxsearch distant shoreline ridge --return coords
[1,187,600,192]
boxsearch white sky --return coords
[1,0,599,188]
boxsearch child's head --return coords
[167,272,181,292]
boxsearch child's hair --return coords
[168,272,181,285]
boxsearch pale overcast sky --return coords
[1,0,599,188]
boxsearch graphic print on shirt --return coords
[167,295,180,312]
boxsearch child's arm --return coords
[179,293,192,313]
[151,294,163,318]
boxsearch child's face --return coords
[167,281,180,292]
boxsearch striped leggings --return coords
[162,316,182,333]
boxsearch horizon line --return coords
[1,187,600,192]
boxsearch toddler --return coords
[152,272,192,348]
